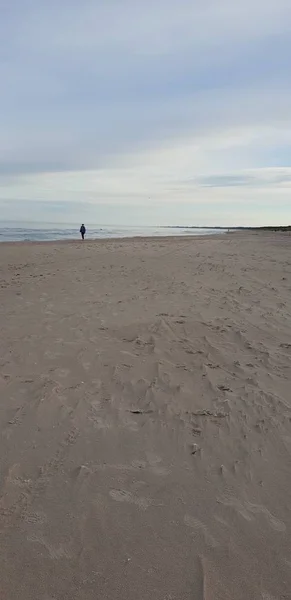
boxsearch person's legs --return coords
[81,233,84,240]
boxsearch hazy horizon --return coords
[0,220,227,229]
[1,219,290,231]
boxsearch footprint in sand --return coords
[146,451,162,466]
[53,367,71,379]
[217,495,286,532]
[23,511,47,525]
[131,458,170,476]
[246,502,286,532]
[184,514,218,548]
[109,489,158,510]
[27,533,74,560]
[109,489,148,509]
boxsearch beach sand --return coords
[1,232,291,599]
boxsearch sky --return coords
[1,0,291,227]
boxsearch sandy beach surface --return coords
[1,232,291,599]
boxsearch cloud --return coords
[198,168,291,188]
[0,0,291,225]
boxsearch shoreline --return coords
[0,232,226,246]
[1,228,290,247]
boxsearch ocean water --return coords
[0,223,226,243]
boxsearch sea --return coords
[0,223,226,243]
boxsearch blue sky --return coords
[1,0,291,226]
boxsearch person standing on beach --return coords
[80,224,86,240]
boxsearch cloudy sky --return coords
[1,0,291,226]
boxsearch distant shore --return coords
[166,225,291,231]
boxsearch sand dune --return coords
[1,233,291,598]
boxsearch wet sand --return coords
[1,233,291,599]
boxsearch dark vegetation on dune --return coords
[167,226,291,232]
[248,225,291,231]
